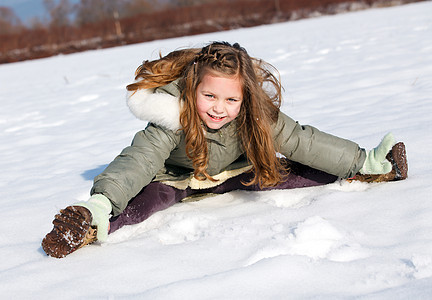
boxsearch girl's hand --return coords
[360,133,395,175]
[75,194,112,242]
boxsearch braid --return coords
[192,42,246,74]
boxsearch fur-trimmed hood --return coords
[126,88,182,131]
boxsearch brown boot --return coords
[42,206,98,258]
[347,142,408,183]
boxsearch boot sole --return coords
[42,206,97,258]
[389,142,408,180]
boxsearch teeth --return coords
[209,113,224,120]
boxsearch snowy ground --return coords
[1,2,431,299]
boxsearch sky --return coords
[0,0,80,23]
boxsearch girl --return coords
[42,42,408,258]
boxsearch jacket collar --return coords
[126,88,182,131]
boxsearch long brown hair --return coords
[127,42,285,188]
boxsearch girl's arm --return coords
[91,123,180,216]
[274,112,366,179]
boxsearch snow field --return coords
[0,1,432,299]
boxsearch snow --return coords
[1,2,432,298]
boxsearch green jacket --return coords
[92,81,365,216]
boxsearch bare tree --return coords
[123,0,159,17]
[28,16,48,30]
[75,0,104,25]
[167,0,215,7]
[0,6,22,34]
[43,0,73,27]
[75,0,123,25]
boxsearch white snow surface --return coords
[1,2,432,299]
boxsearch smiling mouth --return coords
[207,113,226,120]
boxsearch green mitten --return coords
[360,132,395,175]
[74,194,112,242]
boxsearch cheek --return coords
[231,103,242,118]
[196,96,206,113]
[196,96,212,120]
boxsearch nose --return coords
[212,99,225,114]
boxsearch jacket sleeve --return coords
[274,111,366,178]
[91,123,180,216]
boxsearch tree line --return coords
[0,0,422,64]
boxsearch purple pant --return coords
[108,162,337,233]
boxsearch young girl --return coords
[42,41,408,258]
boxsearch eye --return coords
[205,94,215,99]
[228,98,240,102]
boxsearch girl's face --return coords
[196,72,243,130]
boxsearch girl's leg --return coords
[109,182,190,234]
[207,161,338,194]
[109,161,337,234]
